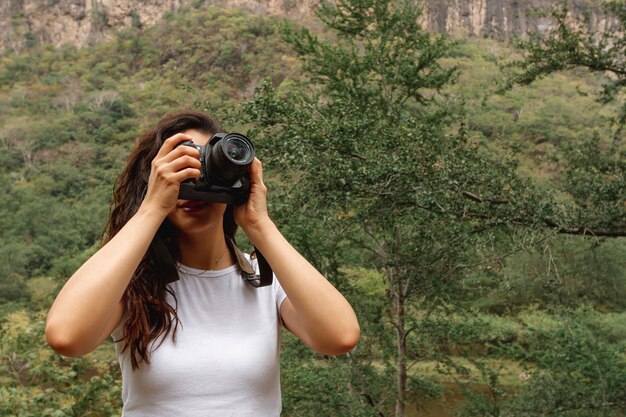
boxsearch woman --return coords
[46,110,360,416]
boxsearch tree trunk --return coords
[393,273,407,417]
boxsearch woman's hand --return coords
[233,158,273,241]
[140,134,202,217]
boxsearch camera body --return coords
[178,132,255,204]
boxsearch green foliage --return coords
[498,2,626,237]
[508,1,626,133]
[0,275,29,305]
[505,315,626,416]
[0,309,121,416]
[454,310,626,417]
[558,133,625,234]
[282,354,386,417]
[467,237,626,312]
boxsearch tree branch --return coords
[460,191,626,237]
[543,219,626,238]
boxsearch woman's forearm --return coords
[246,220,360,354]
[46,205,165,356]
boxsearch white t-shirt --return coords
[111,262,287,417]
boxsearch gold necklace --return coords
[176,247,227,276]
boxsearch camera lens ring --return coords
[219,133,255,165]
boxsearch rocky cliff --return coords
[0,0,618,52]
[422,0,618,39]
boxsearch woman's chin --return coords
[167,202,226,234]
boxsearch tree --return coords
[503,0,625,238]
[459,2,626,415]
[242,1,545,415]
[511,1,625,133]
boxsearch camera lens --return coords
[207,133,255,183]
[225,137,253,162]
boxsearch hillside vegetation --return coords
[0,2,624,416]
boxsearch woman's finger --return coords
[158,142,201,164]
[249,158,266,190]
[166,155,202,173]
[171,167,202,183]
[154,133,197,160]
[157,147,202,170]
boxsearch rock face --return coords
[420,0,619,39]
[0,0,618,52]
[1,0,191,51]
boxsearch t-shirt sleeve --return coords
[273,275,288,329]
[247,253,287,319]
[273,275,287,311]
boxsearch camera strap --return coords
[255,249,274,286]
[225,236,273,287]
[153,235,273,287]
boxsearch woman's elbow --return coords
[45,321,88,357]
[319,323,361,356]
[338,323,361,354]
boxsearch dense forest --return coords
[0,1,624,416]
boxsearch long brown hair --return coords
[103,110,235,369]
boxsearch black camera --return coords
[178,132,255,204]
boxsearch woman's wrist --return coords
[136,202,169,225]
[242,217,277,247]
